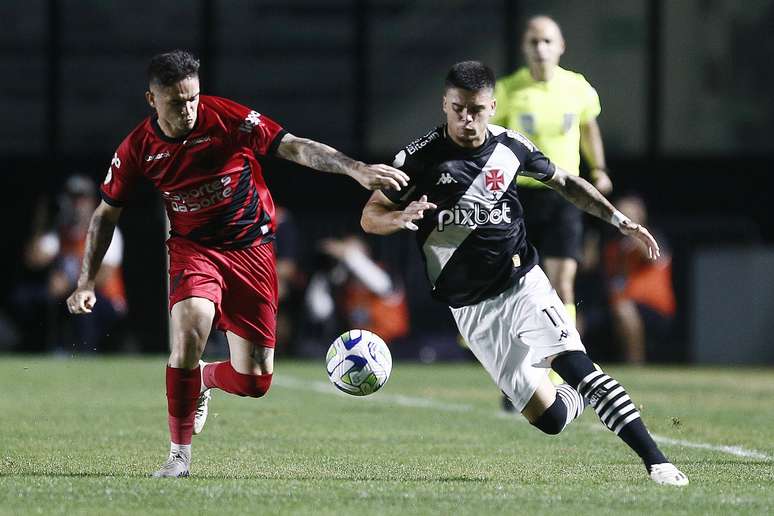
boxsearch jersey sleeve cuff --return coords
[267,129,288,156]
[100,190,124,207]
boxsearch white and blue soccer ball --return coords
[326,329,392,396]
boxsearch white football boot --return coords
[151,447,191,478]
[649,463,689,486]
[194,360,212,435]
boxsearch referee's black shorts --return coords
[518,186,583,261]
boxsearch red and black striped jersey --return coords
[101,95,286,249]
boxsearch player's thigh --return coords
[226,331,274,375]
[451,291,546,412]
[512,267,586,367]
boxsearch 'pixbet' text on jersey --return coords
[436,202,512,231]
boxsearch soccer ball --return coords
[326,329,392,396]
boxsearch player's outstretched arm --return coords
[361,191,436,236]
[546,168,660,259]
[66,201,123,314]
[275,133,409,191]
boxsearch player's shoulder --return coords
[115,117,155,159]
[201,94,244,109]
[402,125,444,156]
[391,125,444,170]
[488,124,538,152]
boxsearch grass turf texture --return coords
[1,356,772,515]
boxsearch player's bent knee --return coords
[239,373,273,398]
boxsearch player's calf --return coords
[530,383,586,435]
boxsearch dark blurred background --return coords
[1,0,772,363]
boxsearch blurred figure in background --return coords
[304,235,409,347]
[493,14,613,408]
[274,206,306,354]
[12,175,127,353]
[494,15,612,320]
[603,195,676,364]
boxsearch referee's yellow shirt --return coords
[493,66,601,188]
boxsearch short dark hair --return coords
[444,61,495,92]
[147,50,200,87]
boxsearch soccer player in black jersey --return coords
[361,61,688,486]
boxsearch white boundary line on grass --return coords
[275,375,773,462]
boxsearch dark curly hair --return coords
[444,61,495,92]
[147,49,200,87]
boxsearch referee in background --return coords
[493,15,612,407]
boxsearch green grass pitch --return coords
[1,356,773,515]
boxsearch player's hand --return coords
[398,195,436,231]
[590,169,613,195]
[66,286,97,314]
[352,164,410,191]
[619,220,660,260]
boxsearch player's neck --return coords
[156,117,189,139]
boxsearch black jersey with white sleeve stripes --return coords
[383,124,555,307]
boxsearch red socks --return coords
[165,365,201,446]
[202,361,272,398]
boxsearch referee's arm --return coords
[580,118,612,194]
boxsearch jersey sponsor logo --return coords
[436,203,512,231]
[436,172,458,185]
[183,135,212,147]
[485,169,505,192]
[405,129,440,155]
[165,176,233,213]
[145,151,171,162]
[239,110,262,133]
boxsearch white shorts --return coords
[450,266,585,412]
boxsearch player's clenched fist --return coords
[399,195,437,231]
[66,287,97,314]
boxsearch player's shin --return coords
[551,351,668,469]
[166,365,202,446]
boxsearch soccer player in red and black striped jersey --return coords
[66,49,409,477]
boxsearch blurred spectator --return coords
[304,235,409,347]
[11,175,127,353]
[274,206,306,354]
[603,195,676,363]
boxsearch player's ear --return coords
[145,90,155,109]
